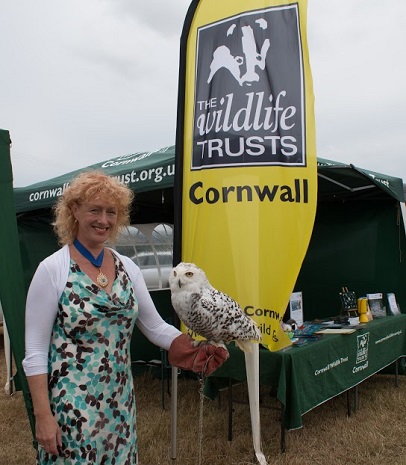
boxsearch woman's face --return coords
[72,196,118,247]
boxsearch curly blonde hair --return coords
[52,170,134,245]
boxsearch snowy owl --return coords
[169,262,262,352]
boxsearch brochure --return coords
[289,291,303,327]
[367,293,386,318]
[387,293,401,316]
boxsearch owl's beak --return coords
[177,279,182,289]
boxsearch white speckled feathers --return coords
[169,263,261,351]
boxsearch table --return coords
[205,314,406,437]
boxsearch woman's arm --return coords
[23,261,60,374]
[131,267,181,349]
[117,254,228,375]
[115,253,181,348]
[23,261,62,455]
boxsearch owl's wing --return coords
[201,287,240,309]
[199,288,261,342]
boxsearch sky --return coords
[1,0,405,187]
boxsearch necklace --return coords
[73,238,109,288]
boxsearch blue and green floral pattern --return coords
[38,255,139,464]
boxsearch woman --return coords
[23,171,228,464]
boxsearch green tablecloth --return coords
[205,314,406,430]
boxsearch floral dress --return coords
[37,255,139,465]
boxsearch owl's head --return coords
[169,262,210,293]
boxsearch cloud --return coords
[307,0,406,177]
[101,0,190,37]
[1,0,406,186]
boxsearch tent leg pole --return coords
[3,319,13,396]
[170,366,178,462]
[8,346,14,396]
[400,203,406,235]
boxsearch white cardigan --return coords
[23,244,180,376]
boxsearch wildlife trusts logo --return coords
[356,333,369,365]
[192,4,305,170]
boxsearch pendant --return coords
[96,270,109,288]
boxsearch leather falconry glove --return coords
[168,333,229,377]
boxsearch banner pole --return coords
[170,366,179,461]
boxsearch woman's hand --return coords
[35,412,62,456]
[26,374,62,456]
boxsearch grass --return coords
[1,334,406,464]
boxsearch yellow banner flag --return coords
[174,0,317,351]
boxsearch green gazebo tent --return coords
[0,129,34,434]
[4,141,406,440]
[13,148,406,311]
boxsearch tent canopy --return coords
[14,146,176,214]
[14,148,404,215]
[14,148,406,300]
[14,148,406,319]
[316,157,405,202]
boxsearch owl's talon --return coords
[207,341,227,350]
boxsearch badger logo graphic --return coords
[207,20,271,87]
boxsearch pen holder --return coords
[357,297,369,323]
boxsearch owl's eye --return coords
[185,272,194,278]
[173,271,177,277]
